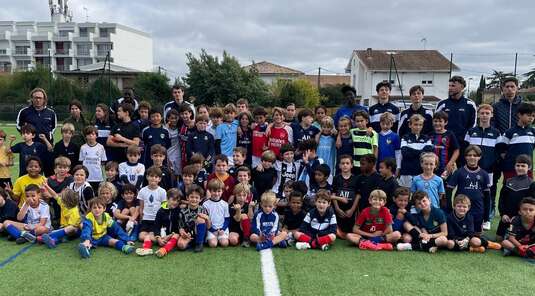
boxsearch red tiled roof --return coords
[349,49,459,72]
[243,61,304,75]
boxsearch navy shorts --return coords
[472,212,483,233]
[139,220,155,233]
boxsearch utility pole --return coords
[449,53,453,79]
[514,53,518,77]
[317,67,321,90]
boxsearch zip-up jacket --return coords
[464,126,501,171]
[398,105,433,137]
[436,96,477,144]
[16,105,57,141]
[492,96,523,134]
[499,175,535,217]
[153,201,181,236]
[497,124,535,171]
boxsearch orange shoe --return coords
[486,241,502,250]
[469,246,485,253]
[377,243,393,251]
[155,248,168,258]
[359,240,379,251]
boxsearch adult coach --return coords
[436,76,477,148]
[16,88,57,143]
[163,85,195,121]
[492,77,522,134]
[334,85,367,127]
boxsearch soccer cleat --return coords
[482,221,491,231]
[502,248,512,257]
[256,240,273,251]
[295,242,311,250]
[155,248,168,258]
[278,240,288,249]
[469,246,485,253]
[526,246,535,258]
[486,241,502,250]
[396,243,413,251]
[135,247,154,256]
[41,234,57,249]
[241,240,250,248]
[194,243,204,253]
[320,244,330,251]
[122,245,135,255]
[36,236,43,244]
[15,237,27,245]
[78,243,91,258]
[359,240,379,251]
[21,231,36,243]
[377,243,393,251]
[428,246,438,254]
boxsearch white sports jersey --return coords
[79,143,107,182]
[119,162,145,187]
[203,198,229,229]
[137,186,167,221]
[25,201,51,229]
[272,160,301,194]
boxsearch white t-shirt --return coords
[79,143,107,182]
[119,162,145,186]
[203,198,229,229]
[25,201,51,229]
[137,186,167,221]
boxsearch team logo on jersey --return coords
[386,138,392,145]
[204,136,208,140]
[149,194,154,203]
[433,221,438,226]
[476,175,481,180]
[442,138,448,145]
[472,132,478,137]
[513,133,519,137]
[459,108,465,112]
[160,134,165,139]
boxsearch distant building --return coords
[243,61,304,85]
[303,74,350,88]
[345,48,459,107]
[0,0,153,73]
[58,61,142,90]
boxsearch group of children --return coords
[1,81,535,260]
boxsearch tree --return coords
[522,68,535,88]
[133,72,171,106]
[272,79,322,108]
[183,50,269,106]
[319,84,348,107]
[474,75,485,105]
[486,70,513,89]
[85,76,122,107]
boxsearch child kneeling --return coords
[294,190,337,251]
[78,197,134,258]
[250,192,288,251]
[40,185,81,248]
[502,197,535,258]
[347,189,400,251]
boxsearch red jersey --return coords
[252,123,268,157]
[268,125,293,157]
[355,206,393,233]
[207,172,236,202]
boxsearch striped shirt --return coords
[350,128,378,168]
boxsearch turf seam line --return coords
[260,249,281,296]
[0,244,34,269]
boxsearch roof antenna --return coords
[83,6,89,22]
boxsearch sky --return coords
[2,0,535,85]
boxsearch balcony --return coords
[0,31,11,41]
[76,48,94,57]
[53,32,73,42]
[33,48,53,56]
[0,48,11,56]
[10,31,32,41]
[31,32,53,41]
[56,64,75,72]
[55,48,73,56]
[13,48,31,56]
[96,49,111,57]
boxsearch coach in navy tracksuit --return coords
[163,85,195,123]
[436,76,477,163]
[16,88,57,143]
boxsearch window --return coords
[16,60,30,70]
[15,46,29,55]
[422,73,434,86]
[59,30,71,37]
[99,29,109,38]
[96,43,112,56]
[76,43,91,56]
[79,28,88,37]
[0,49,6,55]
[77,58,92,66]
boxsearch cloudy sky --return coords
[2,0,535,84]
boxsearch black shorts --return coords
[139,220,155,233]
[337,216,355,234]
[496,220,510,237]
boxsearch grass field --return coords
[1,122,535,296]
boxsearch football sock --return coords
[49,229,66,241]
[317,235,333,246]
[164,237,177,252]
[115,240,125,251]
[241,219,251,239]
[196,223,207,245]
[297,234,311,243]
[143,239,152,249]
[6,224,21,239]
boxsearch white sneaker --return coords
[482,221,491,231]
[295,242,311,250]
[135,248,154,256]
[396,243,412,251]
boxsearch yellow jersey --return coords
[85,212,113,239]
[12,174,46,208]
[57,198,82,228]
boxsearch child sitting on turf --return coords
[411,153,445,210]
[204,179,230,248]
[501,197,535,257]
[135,166,167,256]
[40,185,81,248]
[68,165,95,214]
[377,158,399,206]
[119,145,145,190]
[3,184,50,244]
[0,130,13,189]
[79,126,107,190]
[144,144,175,190]
[281,191,306,244]
[174,185,209,253]
[332,154,359,239]
[252,150,277,196]
[78,197,135,258]
[400,191,448,253]
[98,182,118,216]
[0,188,18,232]
[113,183,140,241]
[229,183,255,247]
[497,155,535,241]
[250,191,288,251]
[446,194,501,253]
[397,114,433,188]
[389,187,410,234]
[347,189,400,251]
[294,190,337,251]
[207,155,236,202]
[151,189,181,257]
[11,156,46,208]
[447,145,491,231]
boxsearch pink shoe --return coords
[359,240,379,251]
[377,243,393,251]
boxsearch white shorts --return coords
[206,229,229,241]
[398,175,414,188]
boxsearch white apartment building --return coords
[0,0,153,73]
[345,49,459,108]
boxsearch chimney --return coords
[366,48,372,56]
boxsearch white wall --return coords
[111,27,153,71]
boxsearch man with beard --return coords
[110,88,139,122]
[334,85,368,127]
[163,85,195,123]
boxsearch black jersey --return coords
[332,174,359,211]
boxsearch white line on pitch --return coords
[260,249,281,296]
